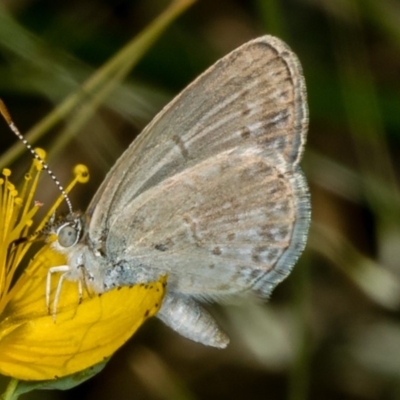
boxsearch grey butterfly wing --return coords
[87,35,308,248]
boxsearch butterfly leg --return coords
[52,269,74,319]
[157,292,229,348]
[46,265,70,316]
[77,274,83,305]
[77,264,93,303]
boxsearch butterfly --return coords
[46,35,310,348]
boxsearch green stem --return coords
[287,257,311,400]
[0,0,196,168]
[0,379,18,400]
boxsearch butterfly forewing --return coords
[87,36,308,244]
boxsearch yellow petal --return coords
[0,244,165,381]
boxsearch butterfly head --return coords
[46,212,84,250]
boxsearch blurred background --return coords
[1,0,400,399]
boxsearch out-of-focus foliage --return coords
[0,0,399,399]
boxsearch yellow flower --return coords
[0,153,165,381]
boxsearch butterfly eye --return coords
[57,224,80,248]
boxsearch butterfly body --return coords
[49,35,310,348]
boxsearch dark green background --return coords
[1,0,400,399]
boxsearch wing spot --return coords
[227,233,235,241]
[242,107,251,116]
[155,243,168,252]
[172,135,189,159]
[213,246,222,255]
[183,214,202,243]
[252,245,280,264]
[240,126,251,139]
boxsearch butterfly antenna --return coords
[0,99,73,214]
